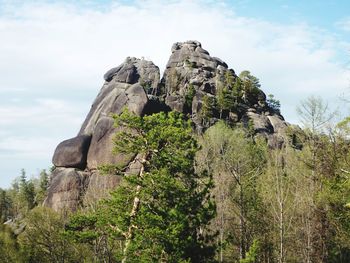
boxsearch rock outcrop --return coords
[45,41,290,211]
[44,57,160,211]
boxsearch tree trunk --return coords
[122,159,145,263]
[279,199,284,263]
[239,183,246,260]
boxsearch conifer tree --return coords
[67,110,216,263]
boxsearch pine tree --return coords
[67,110,216,263]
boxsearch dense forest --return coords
[1,74,350,262]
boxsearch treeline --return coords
[0,169,49,222]
[197,96,350,262]
[1,97,350,262]
[0,169,50,262]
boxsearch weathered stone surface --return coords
[52,135,91,169]
[47,57,160,211]
[83,171,121,206]
[87,116,136,170]
[103,57,160,88]
[43,168,88,211]
[125,84,149,115]
[80,58,159,135]
[162,40,228,129]
[267,115,288,133]
[246,111,273,134]
[79,83,149,136]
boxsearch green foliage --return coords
[0,224,22,263]
[185,58,197,69]
[313,125,350,262]
[267,94,281,113]
[19,169,36,211]
[68,110,216,262]
[217,86,235,117]
[285,125,306,150]
[35,169,49,204]
[232,75,243,98]
[201,95,217,125]
[224,70,235,86]
[240,239,260,263]
[215,70,241,120]
[336,116,350,135]
[184,83,196,111]
[19,206,89,263]
[0,188,12,223]
[140,79,152,94]
[198,121,268,261]
[239,70,261,102]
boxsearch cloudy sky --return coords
[1,0,349,188]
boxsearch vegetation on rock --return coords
[1,41,350,262]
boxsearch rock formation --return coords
[44,57,160,210]
[44,41,289,211]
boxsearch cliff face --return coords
[44,41,288,211]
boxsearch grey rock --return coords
[103,57,160,86]
[247,111,273,134]
[47,57,160,211]
[87,117,136,170]
[43,168,88,211]
[83,171,121,205]
[267,115,287,133]
[79,81,151,136]
[162,40,235,126]
[213,57,228,68]
[125,84,149,116]
[52,135,91,169]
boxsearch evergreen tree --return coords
[67,110,216,263]
[267,94,281,114]
[18,169,36,211]
[201,95,217,126]
[36,169,49,204]
[239,71,261,103]
[217,86,235,119]
[0,189,11,223]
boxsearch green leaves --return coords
[68,110,216,262]
[267,94,281,113]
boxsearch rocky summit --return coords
[44,41,289,211]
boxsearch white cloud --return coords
[0,98,84,129]
[0,0,349,187]
[0,136,57,159]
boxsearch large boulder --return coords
[43,168,88,211]
[86,117,136,170]
[79,57,160,135]
[162,40,226,117]
[83,171,122,206]
[52,135,91,169]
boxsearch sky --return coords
[0,0,349,188]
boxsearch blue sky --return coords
[0,0,349,188]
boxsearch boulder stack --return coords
[45,41,289,211]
